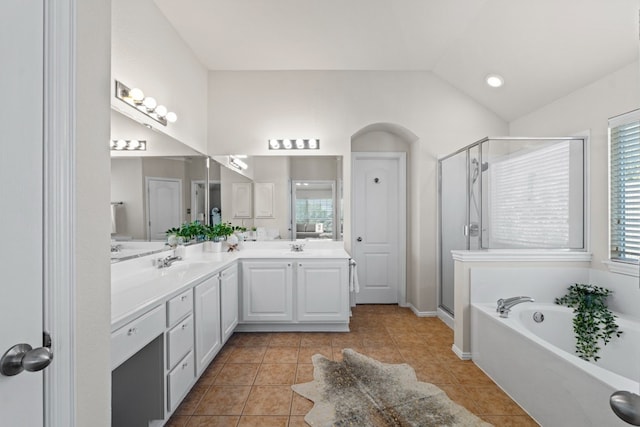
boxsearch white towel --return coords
[110,204,117,234]
[349,260,360,293]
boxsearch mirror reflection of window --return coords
[292,180,336,240]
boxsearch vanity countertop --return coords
[111,241,350,331]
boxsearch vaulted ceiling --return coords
[154,0,639,121]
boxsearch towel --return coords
[111,204,117,234]
[349,259,360,293]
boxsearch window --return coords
[610,109,640,262]
[486,139,585,249]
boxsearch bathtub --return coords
[471,303,640,426]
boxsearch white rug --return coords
[292,349,493,426]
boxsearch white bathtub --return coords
[471,302,640,426]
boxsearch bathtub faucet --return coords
[496,296,534,318]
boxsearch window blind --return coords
[610,109,640,262]
[489,141,573,248]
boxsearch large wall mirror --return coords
[111,111,343,245]
[214,155,343,241]
[110,111,209,243]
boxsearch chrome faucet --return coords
[290,243,305,252]
[154,255,182,268]
[496,296,534,318]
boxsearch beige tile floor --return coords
[166,305,538,427]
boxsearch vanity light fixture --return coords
[268,138,320,150]
[110,139,147,151]
[115,80,178,126]
[229,156,248,170]
[485,74,504,88]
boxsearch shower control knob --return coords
[357,237,362,242]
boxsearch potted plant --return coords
[203,222,234,252]
[555,283,622,361]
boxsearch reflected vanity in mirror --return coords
[213,155,343,241]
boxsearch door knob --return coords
[1,343,53,376]
[357,237,362,242]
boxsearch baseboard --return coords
[407,303,437,317]
[452,344,472,360]
[436,307,454,330]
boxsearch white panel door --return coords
[353,153,406,304]
[0,0,45,424]
[147,178,182,240]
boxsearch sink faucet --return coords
[154,255,182,268]
[290,243,305,252]
[496,296,534,318]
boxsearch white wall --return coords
[111,0,208,153]
[76,0,112,424]
[510,61,640,270]
[207,70,508,311]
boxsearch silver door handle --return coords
[357,237,362,242]
[1,343,53,376]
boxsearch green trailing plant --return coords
[554,283,622,362]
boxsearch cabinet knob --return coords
[127,327,137,336]
[181,295,188,301]
[181,323,187,330]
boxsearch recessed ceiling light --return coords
[486,74,504,88]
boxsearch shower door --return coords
[439,146,480,315]
[439,151,467,314]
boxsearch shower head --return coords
[471,158,489,184]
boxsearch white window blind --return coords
[489,141,575,248]
[610,109,640,262]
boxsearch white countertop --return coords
[111,241,350,331]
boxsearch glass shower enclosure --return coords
[438,137,587,316]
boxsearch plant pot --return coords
[203,241,222,253]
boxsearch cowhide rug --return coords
[292,349,492,427]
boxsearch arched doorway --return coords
[350,123,418,305]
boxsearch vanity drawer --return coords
[167,289,193,326]
[167,314,194,369]
[111,304,166,370]
[167,351,195,411]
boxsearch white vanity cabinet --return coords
[165,290,195,412]
[194,274,222,376]
[231,182,252,218]
[254,182,275,218]
[220,263,239,343]
[296,260,349,322]
[241,260,293,322]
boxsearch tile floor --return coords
[166,305,538,426]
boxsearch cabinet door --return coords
[220,264,239,343]
[254,182,274,218]
[231,182,252,218]
[194,276,221,375]
[297,260,349,322]
[242,261,293,322]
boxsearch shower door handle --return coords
[463,225,469,237]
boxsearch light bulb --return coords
[269,139,280,149]
[129,88,144,103]
[155,105,167,117]
[166,111,177,123]
[296,139,305,149]
[142,97,157,111]
[110,140,116,149]
[308,139,317,149]
[139,141,146,150]
[128,140,140,150]
[115,139,127,150]
[283,139,292,149]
